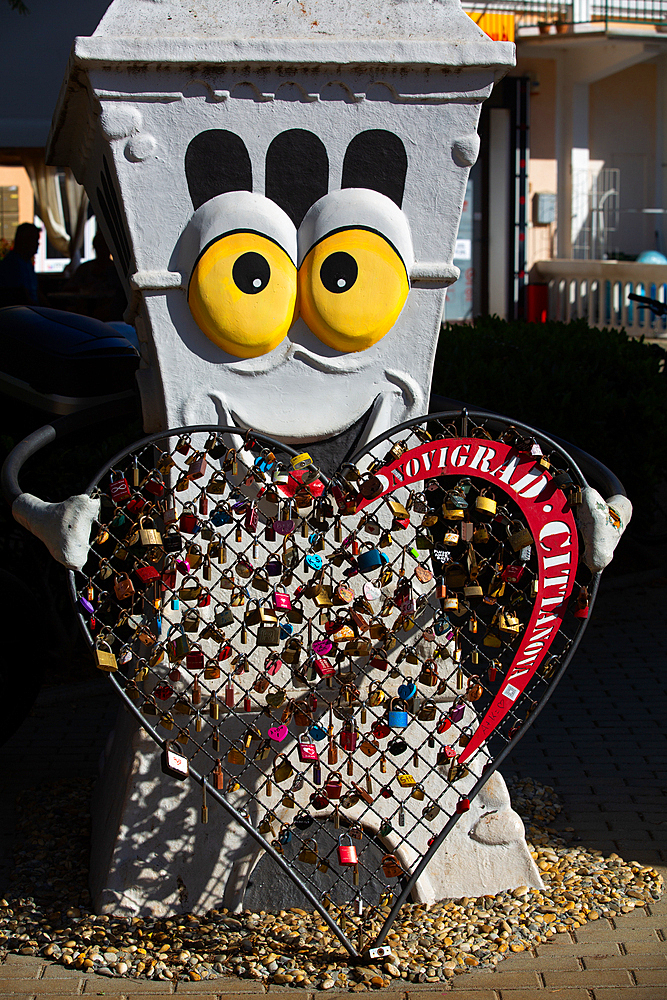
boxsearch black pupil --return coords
[320,252,358,294]
[233,252,270,294]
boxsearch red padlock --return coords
[371,719,390,740]
[340,720,357,752]
[325,772,343,799]
[135,565,160,583]
[298,734,319,763]
[337,834,358,866]
[314,656,335,678]
[126,495,146,515]
[186,650,204,672]
[110,473,131,503]
[180,505,198,533]
[456,797,470,814]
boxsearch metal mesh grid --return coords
[70,411,595,956]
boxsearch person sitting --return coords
[60,231,126,322]
[0,223,40,306]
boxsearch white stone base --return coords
[90,705,542,918]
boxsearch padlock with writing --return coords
[298,733,319,763]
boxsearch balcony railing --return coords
[463,0,667,29]
[530,259,667,337]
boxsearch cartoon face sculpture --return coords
[47,0,515,449]
[182,130,412,359]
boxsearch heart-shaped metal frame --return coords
[69,409,597,957]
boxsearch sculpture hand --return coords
[12,492,101,572]
[577,487,632,574]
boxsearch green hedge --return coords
[432,317,667,502]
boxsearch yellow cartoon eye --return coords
[188,231,297,358]
[299,228,409,353]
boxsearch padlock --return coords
[257,624,281,646]
[381,853,403,878]
[273,585,292,611]
[450,699,465,723]
[227,742,246,766]
[417,699,437,722]
[508,520,533,552]
[387,698,409,729]
[214,603,234,628]
[475,488,497,517]
[298,839,318,865]
[298,733,319,763]
[186,649,204,672]
[397,771,416,787]
[179,504,198,534]
[109,471,132,503]
[465,676,484,701]
[179,576,202,602]
[95,639,118,672]
[325,771,343,799]
[273,754,294,783]
[337,834,358,866]
[397,680,417,700]
[161,741,189,780]
[139,515,163,547]
[419,660,438,687]
[114,572,135,601]
[340,720,357,752]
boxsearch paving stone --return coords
[543,969,634,987]
[472,970,540,987]
[0,980,85,993]
[495,990,591,999]
[633,969,667,985]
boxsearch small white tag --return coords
[167,749,189,776]
[502,683,520,701]
[368,945,392,959]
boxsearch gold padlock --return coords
[95,640,117,672]
[475,489,497,516]
[273,753,294,783]
[297,839,318,864]
[397,771,416,787]
[227,743,246,766]
[139,515,162,547]
[508,520,533,552]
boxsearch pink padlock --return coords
[298,734,319,763]
[273,586,292,611]
[337,834,358,866]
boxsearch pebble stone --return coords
[0,776,662,990]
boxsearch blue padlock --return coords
[398,680,417,700]
[309,722,327,741]
[357,548,384,573]
[387,698,409,729]
[305,552,323,571]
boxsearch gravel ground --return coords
[0,774,661,990]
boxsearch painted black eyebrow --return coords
[185,130,252,210]
[265,129,329,227]
[342,130,408,208]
